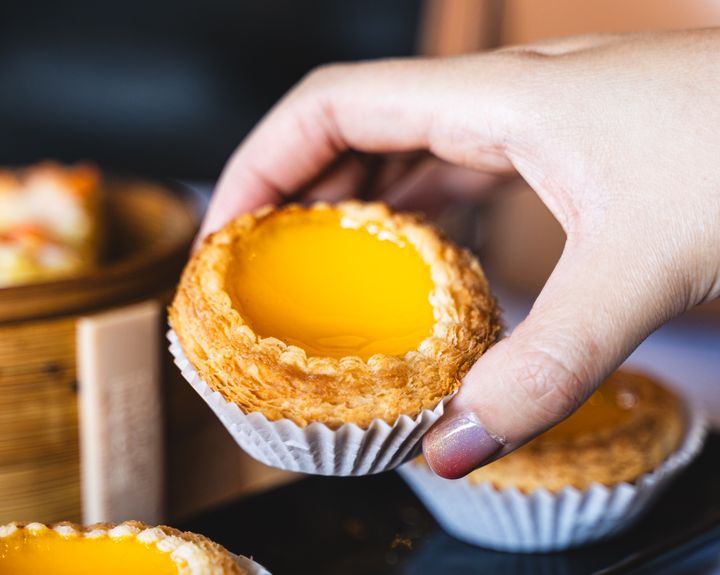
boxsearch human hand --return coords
[201,29,720,478]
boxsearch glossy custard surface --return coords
[0,531,180,575]
[544,381,636,441]
[227,209,435,360]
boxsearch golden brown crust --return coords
[0,520,247,575]
[462,371,686,491]
[170,201,499,428]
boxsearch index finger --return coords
[200,56,519,238]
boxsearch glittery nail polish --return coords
[423,414,503,479]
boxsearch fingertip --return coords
[422,413,503,479]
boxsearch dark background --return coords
[0,0,421,179]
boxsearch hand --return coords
[201,29,720,478]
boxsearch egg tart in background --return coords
[466,370,686,492]
[400,370,706,552]
[0,521,269,575]
[169,201,499,475]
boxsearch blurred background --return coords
[1,0,421,178]
[0,0,718,528]
[2,0,720,178]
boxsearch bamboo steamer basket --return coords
[0,177,198,525]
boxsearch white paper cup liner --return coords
[399,404,707,552]
[234,553,272,575]
[168,329,451,476]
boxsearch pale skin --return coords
[200,29,720,478]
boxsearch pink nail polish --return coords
[423,414,502,479]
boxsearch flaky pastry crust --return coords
[170,201,499,428]
[463,371,686,491]
[0,520,247,575]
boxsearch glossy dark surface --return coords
[181,433,720,574]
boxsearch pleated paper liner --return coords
[168,329,451,476]
[399,404,707,552]
[233,554,271,575]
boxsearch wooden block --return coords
[77,300,163,524]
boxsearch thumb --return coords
[422,240,677,479]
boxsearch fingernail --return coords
[423,414,502,479]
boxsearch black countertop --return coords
[181,433,720,575]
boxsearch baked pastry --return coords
[0,162,101,287]
[400,369,705,552]
[466,370,686,491]
[170,201,499,429]
[0,521,265,574]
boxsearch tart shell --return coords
[169,201,499,428]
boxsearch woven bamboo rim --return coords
[0,177,199,323]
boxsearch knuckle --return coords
[504,48,554,62]
[300,62,349,90]
[512,347,588,426]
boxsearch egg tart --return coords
[466,370,686,491]
[400,370,705,552]
[0,521,266,574]
[169,201,498,429]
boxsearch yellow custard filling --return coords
[225,209,436,360]
[0,530,181,575]
[544,381,636,441]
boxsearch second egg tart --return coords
[170,202,499,428]
[464,370,686,491]
[399,369,704,551]
[0,521,264,574]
